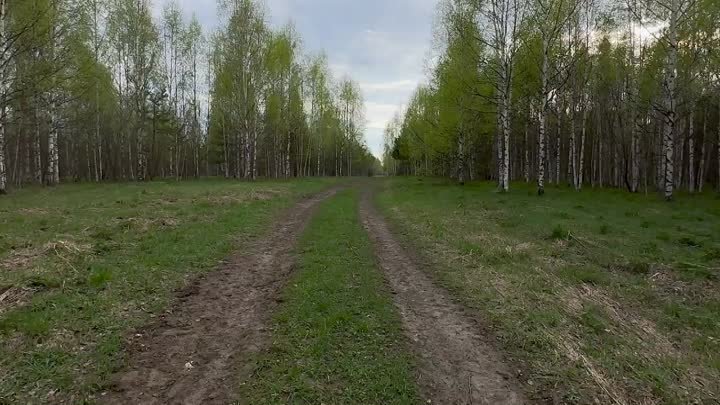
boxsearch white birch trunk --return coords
[688,110,695,193]
[0,0,7,193]
[243,128,251,179]
[0,109,5,194]
[537,38,549,195]
[555,108,561,185]
[569,95,577,188]
[524,121,530,183]
[501,81,511,191]
[577,94,588,190]
[252,128,257,180]
[48,103,60,185]
[496,117,503,187]
[662,0,678,200]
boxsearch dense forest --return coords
[0,0,378,194]
[384,0,720,200]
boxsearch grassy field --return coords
[376,177,720,405]
[0,179,333,404]
[240,189,419,405]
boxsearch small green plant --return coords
[88,267,113,288]
[551,225,568,240]
[581,306,609,334]
[599,224,610,235]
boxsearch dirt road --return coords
[101,184,529,405]
[359,188,529,405]
[100,188,337,405]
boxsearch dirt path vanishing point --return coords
[100,188,338,405]
[359,187,530,405]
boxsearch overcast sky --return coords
[153,0,439,159]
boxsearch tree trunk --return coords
[252,128,258,180]
[0,0,6,193]
[0,108,5,194]
[500,73,511,191]
[698,107,707,193]
[137,126,146,181]
[630,112,641,193]
[688,109,695,193]
[537,38,549,196]
[285,132,291,178]
[47,99,60,185]
[524,120,530,183]
[662,0,678,200]
[569,94,577,188]
[556,106,562,185]
[457,134,466,185]
[577,95,588,190]
[32,109,42,183]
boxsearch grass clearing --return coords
[376,177,720,405]
[240,189,420,405]
[0,179,334,404]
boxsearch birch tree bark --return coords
[662,0,679,201]
[688,109,695,192]
[0,0,7,194]
[486,0,524,191]
[537,36,549,195]
[577,92,588,190]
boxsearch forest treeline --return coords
[383,0,720,199]
[0,0,378,194]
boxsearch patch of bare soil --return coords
[359,188,530,405]
[99,188,338,405]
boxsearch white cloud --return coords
[360,80,418,93]
[365,102,403,130]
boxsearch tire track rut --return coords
[359,188,529,405]
[101,188,338,405]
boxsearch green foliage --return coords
[551,224,569,240]
[0,179,334,403]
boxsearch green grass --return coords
[240,190,420,405]
[376,177,720,405]
[0,178,334,405]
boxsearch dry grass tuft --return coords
[0,239,93,272]
[0,286,38,316]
